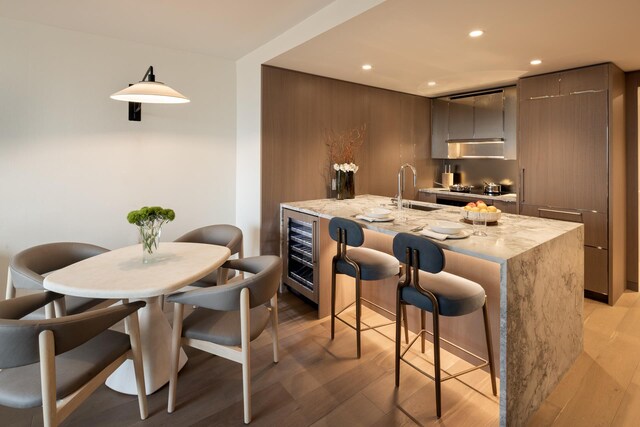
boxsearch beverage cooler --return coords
[281,208,319,303]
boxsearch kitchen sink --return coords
[388,199,443,212]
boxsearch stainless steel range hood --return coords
[432,87,516,159]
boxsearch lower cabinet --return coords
[585,247,608,295]
[520,203,609,299]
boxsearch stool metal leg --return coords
[482,299,498,396]
[421,310,426,353]
[330,258,337,340]
[432,309,442,418]
[355,272,362,358]
[402,304,409,344]
[395,289,403,387]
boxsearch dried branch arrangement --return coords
[325,124,367,165]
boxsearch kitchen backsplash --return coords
[437,159,518,193]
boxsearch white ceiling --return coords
[0,0,333,59]
[268,0,640,97]
[3,0,639,97]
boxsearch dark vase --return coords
[336,170,355,200]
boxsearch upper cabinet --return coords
[431,87,517,159]
[519,64,609,99]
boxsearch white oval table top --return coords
[43,242,231,299]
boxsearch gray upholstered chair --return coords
[392,232,497,418]
[174,224,244,287]
[329,217,405,358]
[7,242,110,317]
[166,255,281,424]
[0,291,147,427]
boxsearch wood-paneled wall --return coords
[261,66,437,255]
[626,71,640,290]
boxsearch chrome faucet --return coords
[397,163,417,211]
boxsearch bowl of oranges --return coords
[460,200,501,223]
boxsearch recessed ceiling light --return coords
[362,64,372,70]
[428,81,437,86]
[530,59,542,65]
[469,30,484,38]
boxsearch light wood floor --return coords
[2,289,639,426]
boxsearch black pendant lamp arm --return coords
[142,66,155,82]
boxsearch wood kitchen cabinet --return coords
[519,64,609,99]
[518,63,626,305]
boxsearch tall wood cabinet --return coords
[518,63,626,304]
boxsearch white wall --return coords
[235,0,384,256]
[0,18,237,297]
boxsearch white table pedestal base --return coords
[106,296,187,395]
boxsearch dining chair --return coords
[174,224,244,286]
[392,232,497,418]
[329,217,407,358]
[0,291,147,427]
[7,242,110,317]
[166,255,281,424]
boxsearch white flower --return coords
[333,162,359,174]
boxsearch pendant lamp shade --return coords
[110,65,189,121]
[110,81,190,104]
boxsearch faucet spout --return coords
[397,163,417,211]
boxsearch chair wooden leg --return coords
[240,288,252,424]
[39,330,57,427]
[45,302,54,319]
[482,299,497,396]
[421,310,426,353]
[401,304,409,344]
[53,298,67,318]
[270,293,279,363]
[355,274,362,359]
[126,310,148,419]
[395,290,402,387]
[432,310,442,419]
[330,260,337,340]
[5,267,15,299]
[167,303,184,413]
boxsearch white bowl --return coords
[364,207,392,219]
[460,207,502,222]
[430,221,466,235]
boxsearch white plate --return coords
[421,228,471,240]
[430,221,466,235]
[364,207,392,219]
[356,214,394,223]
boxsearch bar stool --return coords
[329,217,405,358]
[392,232,497,418]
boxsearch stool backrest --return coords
[328,217,364,247]
[392,233,445,274]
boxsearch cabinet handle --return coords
[538,208,583,222]
[521,168,525,203]
[569,90,603,95]
[312,220,317,264]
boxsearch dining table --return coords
[43,242,231,395]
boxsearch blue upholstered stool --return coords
[392,232,497,418]
[329,217,403,358]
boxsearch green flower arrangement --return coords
[127,206,176,225]
[127,206,175,261]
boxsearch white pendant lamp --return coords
[110,66,189,121]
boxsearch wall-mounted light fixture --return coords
[110,66,190,121]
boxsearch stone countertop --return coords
[419,187,518,203]
[281,194,581,264]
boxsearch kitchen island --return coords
[281,195,584,426]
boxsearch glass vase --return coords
[336,170,355,200]
[139,222,163,263]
